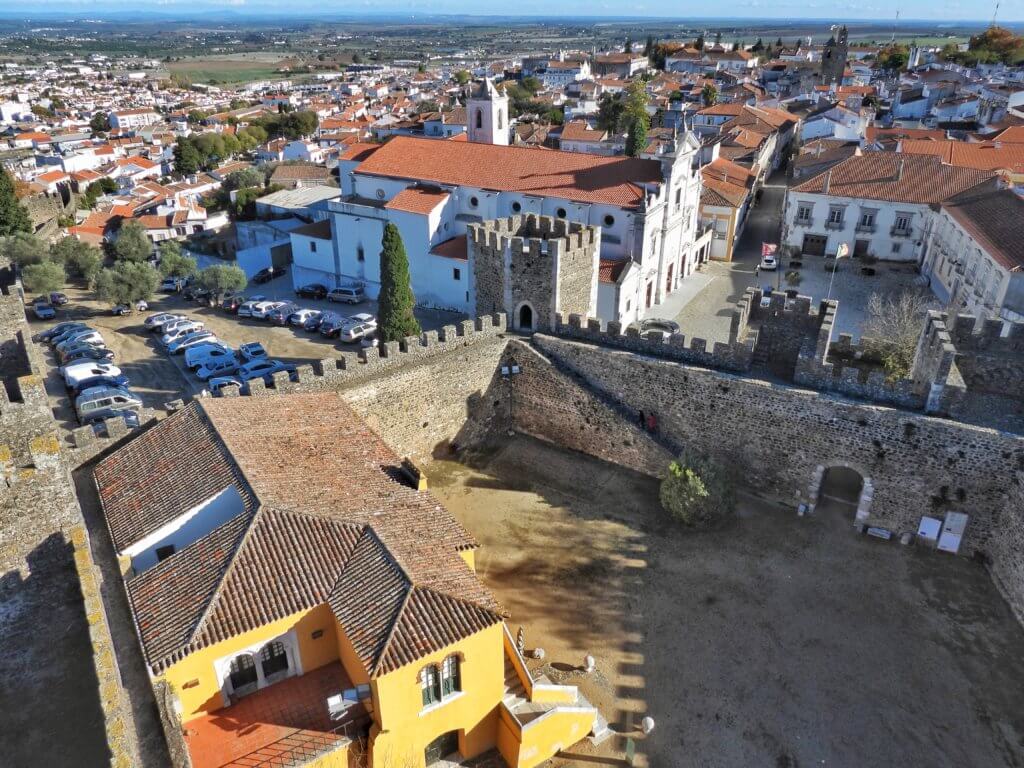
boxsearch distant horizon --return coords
[0,7,1021,25]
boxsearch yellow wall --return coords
[162,603,341,721]
[515,707,596,768]
[459,548,476,571]
[370,622,504,768]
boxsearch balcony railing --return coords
[794,218,814,228]
[890,226,913,238]
[825,220,845,230]
[855,223,877,233]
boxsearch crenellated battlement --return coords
[468,213,599,257]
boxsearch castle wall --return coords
[526,332,1024,615]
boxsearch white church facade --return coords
[290,79,706,325]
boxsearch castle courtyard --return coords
[429,436,1024,768]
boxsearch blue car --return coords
[70,374,130,397]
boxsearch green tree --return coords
[352,52,363,64]
[22,260,65,294]
[89,112,110,134]
[94,261,159,306]
[157,241,197,278]
[597,94,625,133]
[625,118,648,157]
[50,236,103,282]
[520,76,541,95]
[659,451,735,527]
[701,83,719,106]
[0,167,32,236]
[454,69,471,85]
[174,137,203,175]
[377,223,421,343]
[4,232,47,267]
[624,36,633,53]
[113,221,152,262]
[695,34,705,51]
[195,264,247,300]
[224,167,265,191]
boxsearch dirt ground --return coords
[429,437,1024,768]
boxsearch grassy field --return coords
[167,55,291,84]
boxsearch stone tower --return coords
[467,215,600,332]
[466,78,509,146]
[821,25,849,85]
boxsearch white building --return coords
[109,108,161,130]
[296,114,703,325]
[782,153,994,262]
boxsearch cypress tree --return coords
[0,167,32,237]
[625,117,648,158]
[377,223,421,343]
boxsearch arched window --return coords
[421,664,441,706]
[441,655,461,696]
[261,641,289,678]
[475,109,483,130]
[497,109,504,130]
[229,654,258,693]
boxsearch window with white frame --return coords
[228,654,258,695]
[859,209,876,227]
[441,655,461,697]
[421,664,441,707]
[261,641,289,679]
[894,213,912,232]
[828,206,845,224]
[796,204,812,223]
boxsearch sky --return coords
[0,0,1020,22]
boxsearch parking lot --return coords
[29,271,465,432]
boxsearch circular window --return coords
[604,214,615,227]
[469,196,479,208]
[375,189,385,200]
[556,207,567,218]
[511,201,522,213]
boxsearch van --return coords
[327,285,365,304]
[75,387,142,423]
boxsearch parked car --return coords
[63,362,122,390]
[327,285,365,304]
[185,343,232,370]
[32,299,56,320]
[145,312,183,330]
[59,343,114,364]
[136,299,149,311]
[238,342,268,362]
[56,330,104,353]
[634,318,681,338]
[208,375,245,396]
[39,321,89,343]
[111,303,133,316]
[267,302,298,325]
[49,292,68,306]
[251,301,286,320]
[69,373,130,397]
[160,322,204,347]
[337,313,378,343]
[319,314,348,338]
[759,252,778,271]
[237,358,297,385]
[75,386,142,424]
[253,265,287,284]
[236,300,258,317]
[182,285,211,303]
[196,356,242,381]
[296,283,328,299]
[289,308,320,327]
[160,318,203,337]
[167,331,218,354]
[160,276,187,292]
[303,311,327,332]
[50,325,97,347]
[220,293,248,312]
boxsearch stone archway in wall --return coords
[807,462,874,524]
[515,302,535,332]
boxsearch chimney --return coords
[896,158,904,182]
[823,169,831,194]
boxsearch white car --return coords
[145,312,182,330]
[56,330,104,353]
[196,357,242,381]
[759,253,778,271]
[168,331,218,354]
[289,308,319,327]
[251,301,286,319]
[63,361,122,389]
[338,313,378,344]
[237,300,259,317]
[184,343,232,370]
[160,322,204,347]
[160,317,200,336]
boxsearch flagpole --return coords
[827,242,849,301]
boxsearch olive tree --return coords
[22,261,65,294]
[113,220,152,262]
[659,450,735,528]
[195,264,247,301]
[158,241,198,278]
[94,261,160,306]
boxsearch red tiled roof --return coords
[598,258,628,284]
[384,186,450,214]
[943,187,1024,271]
[430,236,468,260]
[900,140,1024,175]
[356,135,662,209]
[792,153,994,205]
[100,394,503,676]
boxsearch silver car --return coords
[75,386,142,423]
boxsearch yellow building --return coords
[95,393,596,768]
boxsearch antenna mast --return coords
[892,10,900,44]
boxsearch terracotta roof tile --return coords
[356,135,662,209]
[384,186,450,214]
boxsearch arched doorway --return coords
[666,264,674,294]
[807,463,874,523]
[517,302,534,331]
[425,731,460,765]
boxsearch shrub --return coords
[22,260,65,294]
[659,451,735,528]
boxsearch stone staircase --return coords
[502,655,528,709]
